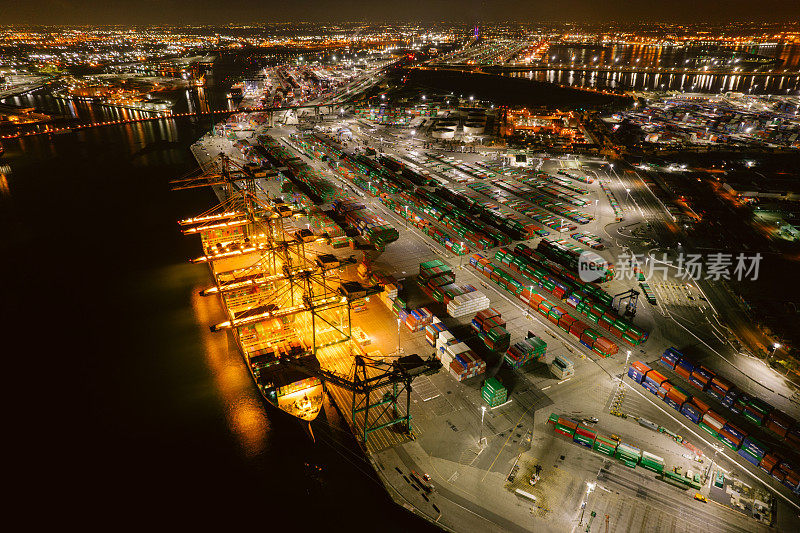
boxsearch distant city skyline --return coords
[2,0,800,26]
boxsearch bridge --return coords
[416,64,800,78]
[0,98,361,140]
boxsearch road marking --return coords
[558,378,572,385]
[541,385,551,391]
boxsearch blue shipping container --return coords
[682,409,701,424]
[707,388,725,402]
[723,424,746,441]
[676,358,695,372]
[719,434,740,450]
[689,376,708,390]
[664,397,682,411]
[695,367,714,380]
[738,448,761,466]
[627,367,644,383]
[659,357,676,370]
[643,381,659,395]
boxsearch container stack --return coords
[627,361,651,384]
[615,442,642,468]
[681,400,704,424]
[659,347,681,369]
[639,451,665,474]
[482,378,508,407]
[447,290,491,318]
[700,410,726,439]
[718,422,746,451]
[743,398,772,427]
[425,322,448,347]
[767,410,793,438]
[593,435,619,457]
[405,307,434,332]
[707,375,732,402]
[435,330,459,358]
[471,309,511,352]
[759,453,780,476]
[664,385,690,412]
[739,436,768,467]
[573,424,597,449]
[440,342,486,382]
[689,365,714,391]
[554,416,578,439]
[642,369,668,396]
[505,336,547,369]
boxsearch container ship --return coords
[180,158,327,423]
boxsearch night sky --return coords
[1,0,799,25]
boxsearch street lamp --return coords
[771,343,782,360]
[580,482,596,525]
[479,406,487,445]
[397,318,401,356]
[626,350,631,368]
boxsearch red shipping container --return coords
[675,366,692,379]
[593,337,617,356]
[554,427,574,438]
[559,315,576,329]
[570,322,588,336]
[631,361,651,374]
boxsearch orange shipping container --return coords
[692,398,711,415]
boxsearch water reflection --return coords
[191,288,270,458]
[516,43,800,94]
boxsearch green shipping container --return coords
[698,422,719,438]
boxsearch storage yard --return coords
[604,92,800,152]
[187,98,800,533]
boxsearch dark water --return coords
[1,119,437,529]
[507,43,800,94]
[403,68,625,109]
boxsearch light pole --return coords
[770,342,781,357]
[710,445,722,476]
[580,482,595,525]
[459,241,464,267]
[626,350,631,369]
[397,318,401,356]
[479,406,487,445]
[594,199,599,231]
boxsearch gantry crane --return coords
[173,149,441,446]
[612,288,639,317]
